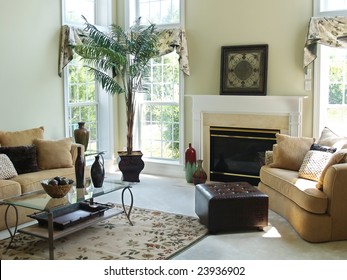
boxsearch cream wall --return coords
[0,0,313,152]
[183,0,313,141]
[0,0,64,139]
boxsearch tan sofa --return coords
[258,128,347,242]
[0,127,88,231]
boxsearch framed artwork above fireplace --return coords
[220,44,268,96]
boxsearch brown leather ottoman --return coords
[195,182,268,233]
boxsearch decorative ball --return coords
[41,177,74,198]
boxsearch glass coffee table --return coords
[0,180,133,260]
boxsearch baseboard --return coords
[103,159,185,178]
[142,160,185,178]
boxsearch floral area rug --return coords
[0,206,207,260]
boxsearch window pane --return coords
[140,102,179,160]
[325,47,347,135]
[320,0,347,12]
[329,84,343,104]
[64,0,95,24]
[138,0,180,25]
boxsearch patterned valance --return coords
[58,25,190,77]
[157,28,190,75]
[304,16,347,69]
[58,25,86,77]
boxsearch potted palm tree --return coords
[74,17,159,182]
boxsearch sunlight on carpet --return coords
[0,206,208,260]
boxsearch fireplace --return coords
[189,95,306,181]
[210,126,279,185]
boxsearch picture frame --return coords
[220,44,268,95]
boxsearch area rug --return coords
[0,206,208,260]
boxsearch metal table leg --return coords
[4,204,18,250]
[121,186,134,226]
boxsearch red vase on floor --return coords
[192,159,207,185]
[185,143,196,183]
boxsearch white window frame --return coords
[125,0,186,166]
[312,0,347,138]
[61,0,114,160]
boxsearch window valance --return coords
[58,25,190,77]
[157,28,190,75]
[304,16,347,69]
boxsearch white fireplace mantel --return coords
[189,95,306,159]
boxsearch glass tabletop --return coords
[0,179,130,212]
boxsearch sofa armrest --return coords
[322,163,347,215]
[70,143,85,164]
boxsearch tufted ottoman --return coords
[195,182,268,233]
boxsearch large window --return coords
[313,1,347,137]
[62,0,113,157]
[128,0,184,162]
[65,53,98,151]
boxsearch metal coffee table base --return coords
[3,186,133,260]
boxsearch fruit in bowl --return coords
[41,177,74,198]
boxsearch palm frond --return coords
[75,44,126,74]
[86,66,124,95]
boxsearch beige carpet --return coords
[0,205,208,260]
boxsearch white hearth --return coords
[189,95,306,177]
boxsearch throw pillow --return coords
[34,138,73,170]
[0,145,39,174]
[310,143,337,153]
[264,150,274,165]
[317,127,347,150]
[0,126,44,147]
[298,150,333,182]
[269,133,315,171]
[0,154,18,179]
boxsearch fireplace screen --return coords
[210,126,279,185]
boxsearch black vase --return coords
[74,122,89,152]
[75,146,85,188]
[91,153,105,188]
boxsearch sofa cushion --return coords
[298,150,333,182]
[0,179,21,199]
[0,145,39,174]
[34,138,73,170]
[0,127,44,147]
[0,154,18,179]
[270,133,315,171]
[317,127,347,150]
[260,165,328,214]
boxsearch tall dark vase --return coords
[91,153,105,188]
[118,151,145,183]
[75,146,85,188]
[74,122,89,152]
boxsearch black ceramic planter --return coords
[118,151,145,183]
